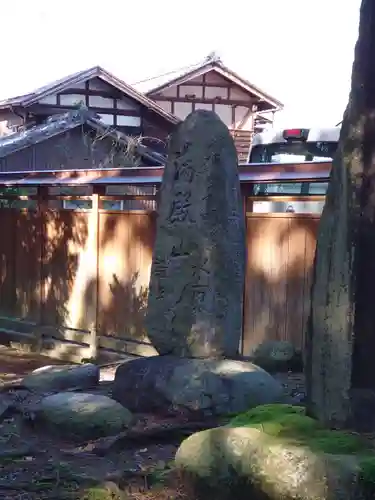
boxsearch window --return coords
[308,182,329,195]
[63,200,92,210]
[0,199,37,210]
[102,200,124,211]
[0,187,37,209]
[253,182,329,196]
[252,200,325,214]
[250,181,327,214]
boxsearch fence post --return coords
[240,184,253,357]
[37,186,48,326]
[89,185,104,360]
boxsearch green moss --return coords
[79,483,126,499]
[228,404,320,438]
[309,429,369,454]
[226,404,375,490]
[359,456,375,485]
[228,404,372,455]
[228,403,306,426]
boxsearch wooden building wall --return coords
[0,194,319,360]
[0,77,175,145]
[31,77,144,133]
[148,70,257,162]
[150,72,254,128]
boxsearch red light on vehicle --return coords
[283,128,308,140]
[285,129,301,136]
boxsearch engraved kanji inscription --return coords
[146,110,246,358]
[168,190,192,223]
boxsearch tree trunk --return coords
[305,0,375,429]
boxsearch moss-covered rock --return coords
[175,403,375,499]
[227,404,371,454]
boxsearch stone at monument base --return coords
[112,355,285,417]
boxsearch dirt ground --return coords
[0,345,308,499]
[0,346,69,385]
[0,409,186,499]
[0,346,199,499]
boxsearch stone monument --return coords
[146,110,246,358]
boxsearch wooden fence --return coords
[243,213,319,355]
[0,193,320,361]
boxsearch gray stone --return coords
[146,110,246,358]
[175,427,363,500]
[112,355,285,417]
[0,394,12,420]
[36,392,133,439]
[22,363,99,391]
[252,340,300,372]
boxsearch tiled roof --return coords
[0,107,166,165]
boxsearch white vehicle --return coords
[248,127,340,214]
[248,126,340,164]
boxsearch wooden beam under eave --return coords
[29,104,141,118]
[153,96,255,107]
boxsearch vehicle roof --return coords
[251,126,341,146]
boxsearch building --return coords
[143,54,283,161]
[0,66,178,155]
[0,56,283,166]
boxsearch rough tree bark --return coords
[305,0,375,429]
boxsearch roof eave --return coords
[146,61,283,111]
[214,64,284,110]
[146,61,215,97]
[0,161,331,187]
[96,69,179,125]
[0,101,26,111]
[258,104,284,113]
[22,67,100,107]
[21,66,179,126]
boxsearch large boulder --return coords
[146,110,246,358]
[35,392,133,439]
[112,356,285,417]
[175,426,364,500]
[22,363,99,391]
[174,404,375,499]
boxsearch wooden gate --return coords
[242,213,319,355]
